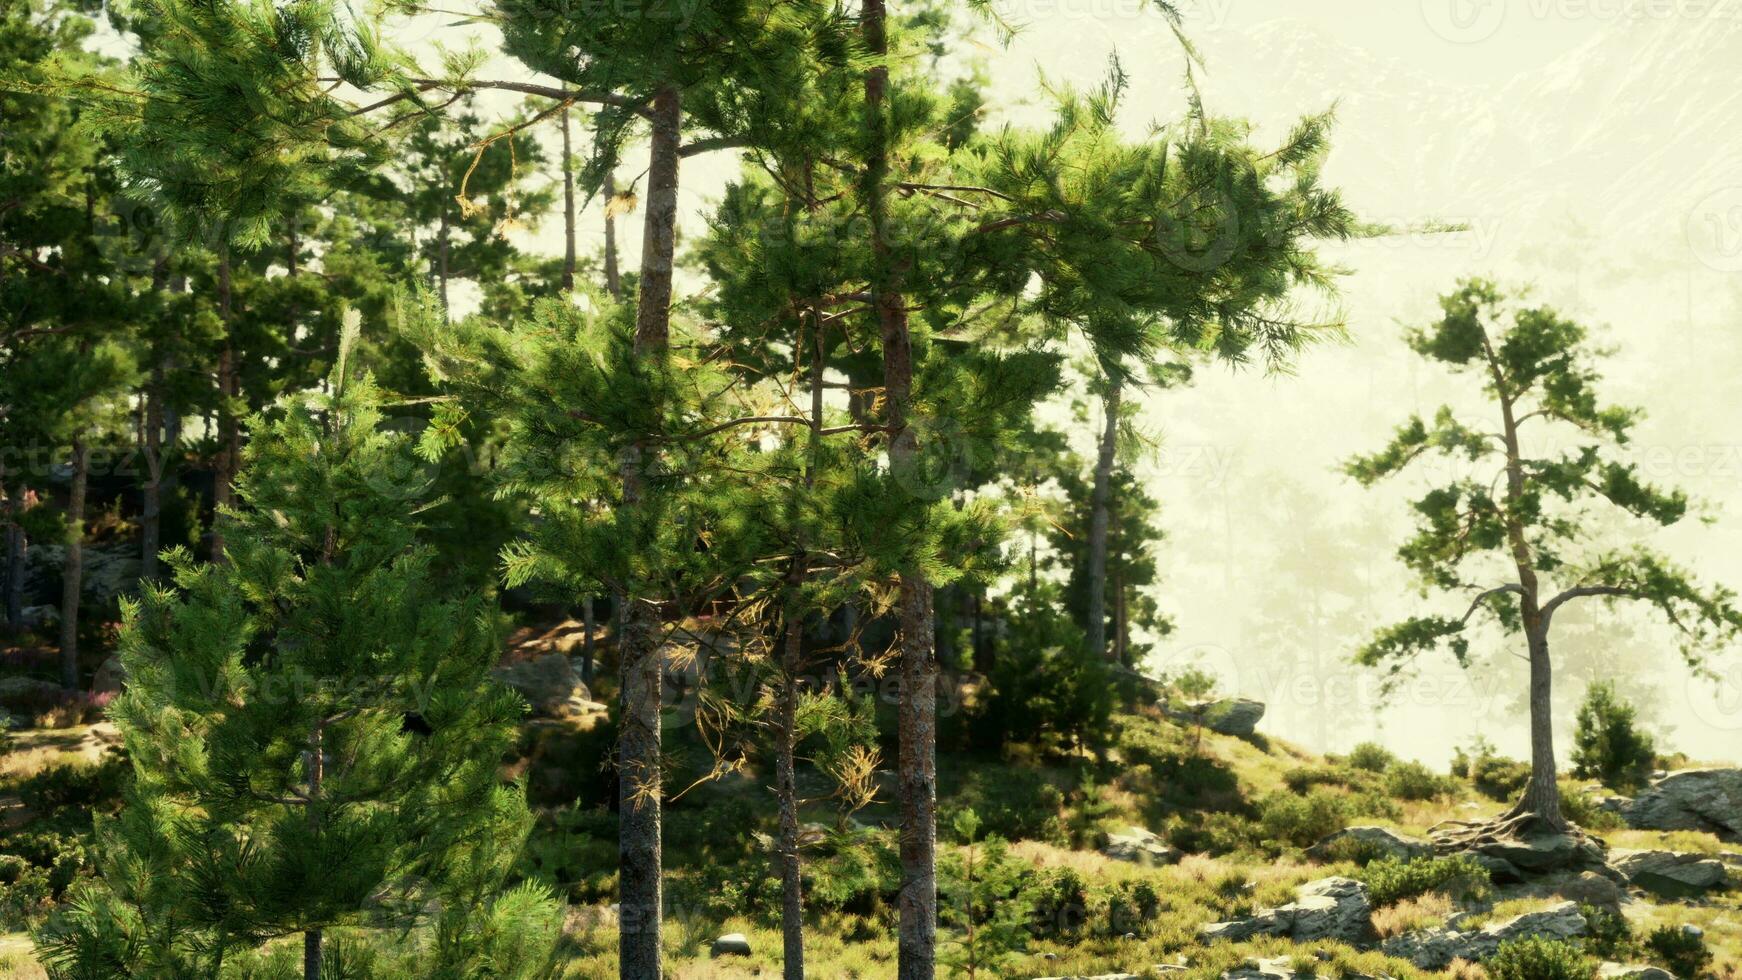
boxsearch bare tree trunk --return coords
[863,1,937,970]
[561,100,577,292]
[1114,565,1128,668]
[305,724,324,980]
[775,614,805,980]
[1511,626,1566,829]
[603,171,622,299]
[1086,382,1119,660]
[211,250,237,564]
[436,206,452,316]
[141,362,165,581]
[617,81,682,980]
[59,436,88,690]
[2,463,23,635]
[580,596,596,686]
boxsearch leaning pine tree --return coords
[1349,280,1742,843]
[36,321,561,980]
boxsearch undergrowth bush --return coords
[1360,854,1492,907]
[1486,936,1596,980]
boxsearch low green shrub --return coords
[1485,936,1597,980]
[1346,742,1397,772]
[1570,680,1657,793]
[1103,878,1161,936]
[1385,760,1458,801]
[1559,783,1627,831]
[1452,738,1532,801]
[1645,924,1713,978]
[944,768,1066,843]
[1360,854,1492,906]
[1022,866,1089,940]
[1258,789,1351,850]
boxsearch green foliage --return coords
[1350,282,1742,829]
[1486,936,1597,980]
[1257,790,1353,850]
[1452,737,1533,802]
[1384,760,1458,801]
[1558,782,1627,831]
[1570,680,1657,792]
[34,357,561,976]
[1021,866,1088,941]
[940,809,1032,979]
[1345,742,1396,772]
[944,769,1066,844]
[1645,924,1713,978]
[1360,855,1492,907]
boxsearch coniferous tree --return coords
[1349,280,1742,835]
[35,324,561,979]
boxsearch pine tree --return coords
[34,323,562,979]
[1349,280,1742,836]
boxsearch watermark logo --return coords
[1688,187,1742,272]
[1423,0,1509,42]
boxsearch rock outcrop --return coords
[1307,825,1433,863]
[1101,826,1182,866]
[1164,697,1266,738]
[1622,768,1742,841]
[1607,848,1730,898]
[1380,901,1587,970]
[491,653,603,717]
[1598,964,1675,980]
[1200,877,1371,944]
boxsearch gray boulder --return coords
[1101,826,1182,866]
[1165,697,1265,737]
[491,653,599,717]
[1381,901,1587,970]
[1598,965,1675,980]
[1623,769,1742,841]
[1471,830,1607,875]
[1608,849,1730,898]
[1307,825,1433,863]
[1201,876,1371,944]
[1223,958,1381,980]
[709,933,752,958]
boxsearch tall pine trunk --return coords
[775,312,826,980]
[212,250,237,564]
[305,724,325,980]
[2,463,23,636]
[59,436,88,690]
[141,362,165,581]
[1512,625,1566,829]
[561,100,577,292]
[604,167,623,299]
[436,205,452,315]
[617,81,682,980]
[862,2,938,973]
[1086,382,1120,660]
[775,614,805,980]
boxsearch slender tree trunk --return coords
[561,100,577,292]
[580,596,596,686]
[862,2,937,971]
[603,170,623,299]
[436,206,452,315]
[211,250,237,564]
[59,436,88,689]
[775,310,827,980]
[1087,382,1119,660]
[305,724,324,980]
[1480,329,1565,831]
[1512,626,1566,829]
[1114,565,1128,668]
[775,614,805,980]
[141,362,165,581]
[617,80,682,980]
[2,463,23,636]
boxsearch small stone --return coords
[1598,964,1675,980]
[1101,826,1182,866]
[1683,924,1704,939]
